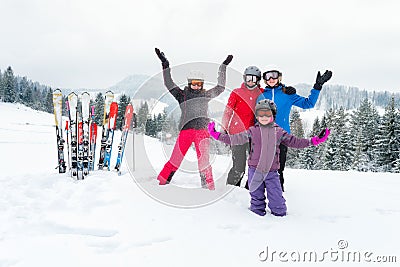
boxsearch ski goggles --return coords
[244,75,260,83]
[256,109,273,117]
[190,80,204,87]
[263,70,280,80]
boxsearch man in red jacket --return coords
[221,66,263,187]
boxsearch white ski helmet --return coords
[187,70,205,82]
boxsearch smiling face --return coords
[265,77,279,87]
[256,109,274,125]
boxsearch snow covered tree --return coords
[375,96,400,172]
[44,88,53,113]
[0,69,3,101]
[319,109,335,170]
[145,114,157,137]
[94,92,104,125]
[286,109,305,168]
[349,98,380,171]
[299,117,321,170]
[137,101,150,133]
[335,107,352,171]
[18,77,31,106]
[161,112,178,139]
[116,94,131,130]
[3,66,17,103]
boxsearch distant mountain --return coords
[107,74,177,108]
[295,83,400,110]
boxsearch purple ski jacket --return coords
[218,122,312,172]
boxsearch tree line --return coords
[287,97,400,173]
[0,66,53,113]
[2,66,399,172]
[0,66,134,131]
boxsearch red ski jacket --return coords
[221,83,263,134]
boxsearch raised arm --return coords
[291,70,333,109]
[205,55,233,99]
[155,48,183,101]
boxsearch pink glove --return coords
[208,121,221,140]
[311,128,330,146]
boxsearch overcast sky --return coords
[1,0,399,92]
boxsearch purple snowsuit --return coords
[218,122,312,216]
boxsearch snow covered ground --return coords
[0,102,399,267]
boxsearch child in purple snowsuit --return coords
[208,99,330,216]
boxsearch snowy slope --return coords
[0,102,399,267]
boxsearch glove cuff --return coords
[210,131,221,140]
[311,136,319,146]
[313,83,322,91]
[162,62,169,69]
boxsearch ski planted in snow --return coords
[52,89,66,173]
[98,91,114,169]
[77,119,85,179]
[65,120,71,171]
[89,106,97,171]
[114,103,134,175]
[103,102,118,171]
[81,92,91,176]
[67,92,79,179]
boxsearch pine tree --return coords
[0,69,3,101]
[333,107,352,170]
[161,112,178,139]
[19,77,31,105]
[137,101,149,133]
[322,109,338,170]
[145,115,157,137]
[299,117,321,170]
[324,107,352,171]
[3,66,16,103]
[375,96,400,172]
[44,88,53,113]
[94,92,104,125]
[286,109,305,168]
[116,94,131,130]
[349,98,380,171]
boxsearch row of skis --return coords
[52,89,136,179]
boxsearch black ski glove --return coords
[222,55,233,66]
[314,70,332,90]
[283,86,296,95]
[155,48,169,69]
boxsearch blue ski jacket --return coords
[256,84,320,133]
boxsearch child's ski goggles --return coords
[256,109,273,117]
